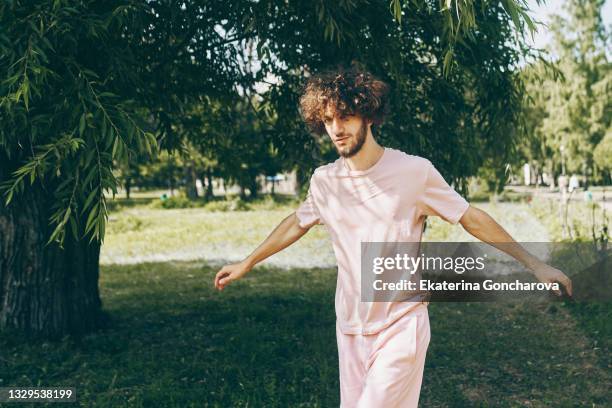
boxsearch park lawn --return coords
[1,258,610,407]
[1,196,610,407]
[100,198,548,267]
[100,198,336,269]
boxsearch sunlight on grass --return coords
[102,198,553,268]
[102,205,335,268]
[423,201,551,242]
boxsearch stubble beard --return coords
[336,120,368,158]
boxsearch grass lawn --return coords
[2,260,609,407]
[0,196,610,407]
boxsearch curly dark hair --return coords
[299,65,391,135]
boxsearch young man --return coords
[213,67,573,407]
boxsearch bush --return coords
[149,195,196,209]
[146,194,300,212]
[203,197,251,212]
[248,194,300,211]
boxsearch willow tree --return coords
[0,1,241,338]
[1,0,539,338]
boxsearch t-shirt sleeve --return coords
[295,176,323,228]
[418,160,470,225]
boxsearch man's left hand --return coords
[530,262,573,297]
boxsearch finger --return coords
[565,277,573,297]
[557,276,572,297]
[214,272,223,289]
[215,269,229,285]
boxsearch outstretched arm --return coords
[458,205,573,297]
[214,212,312,291]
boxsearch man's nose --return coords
[331,118,344,134]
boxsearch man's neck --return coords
[343,139,385,172]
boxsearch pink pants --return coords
[336,303,431,408]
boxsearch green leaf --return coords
[56,176,73,192]
[98,213,105,243]
[84,202,99,235]
[443,48,454,77]
[5,188,14,206]
[69,216,79,241]
[2,74,21,87]
[79,113,86,136]
[112,136,120,158]
[390,0,402,24]
[62,206,72,225]
[82,187,98,215]
[81,68,99,79]
[22,79,29,110]
[83,165,98,186]
[46,222,64,246]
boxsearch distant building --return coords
[569,174,580,192]
[257,170,298,195]
[523,163,531,185]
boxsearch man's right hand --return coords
[214,260,251,291]
[213,212,311,292]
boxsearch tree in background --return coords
[245,0,544,196]
[136,151,184,195]
[593,131,612,183]
[520,0,611,185]
[517,61,562,186]
[114,147,154,199]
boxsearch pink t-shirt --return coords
[296,147,470,335]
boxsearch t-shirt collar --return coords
[341,147,388,177]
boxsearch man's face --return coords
[323,108,370,158]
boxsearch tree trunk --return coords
[125,176,131,199]
[548,159,556,189]
[0,179,104,340]
[205,169,214,200]
[248,175,259,200]
[295,167,306,196]
[169,179,175,196]
[184,163,198,199]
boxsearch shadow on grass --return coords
[0,260,609,407]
